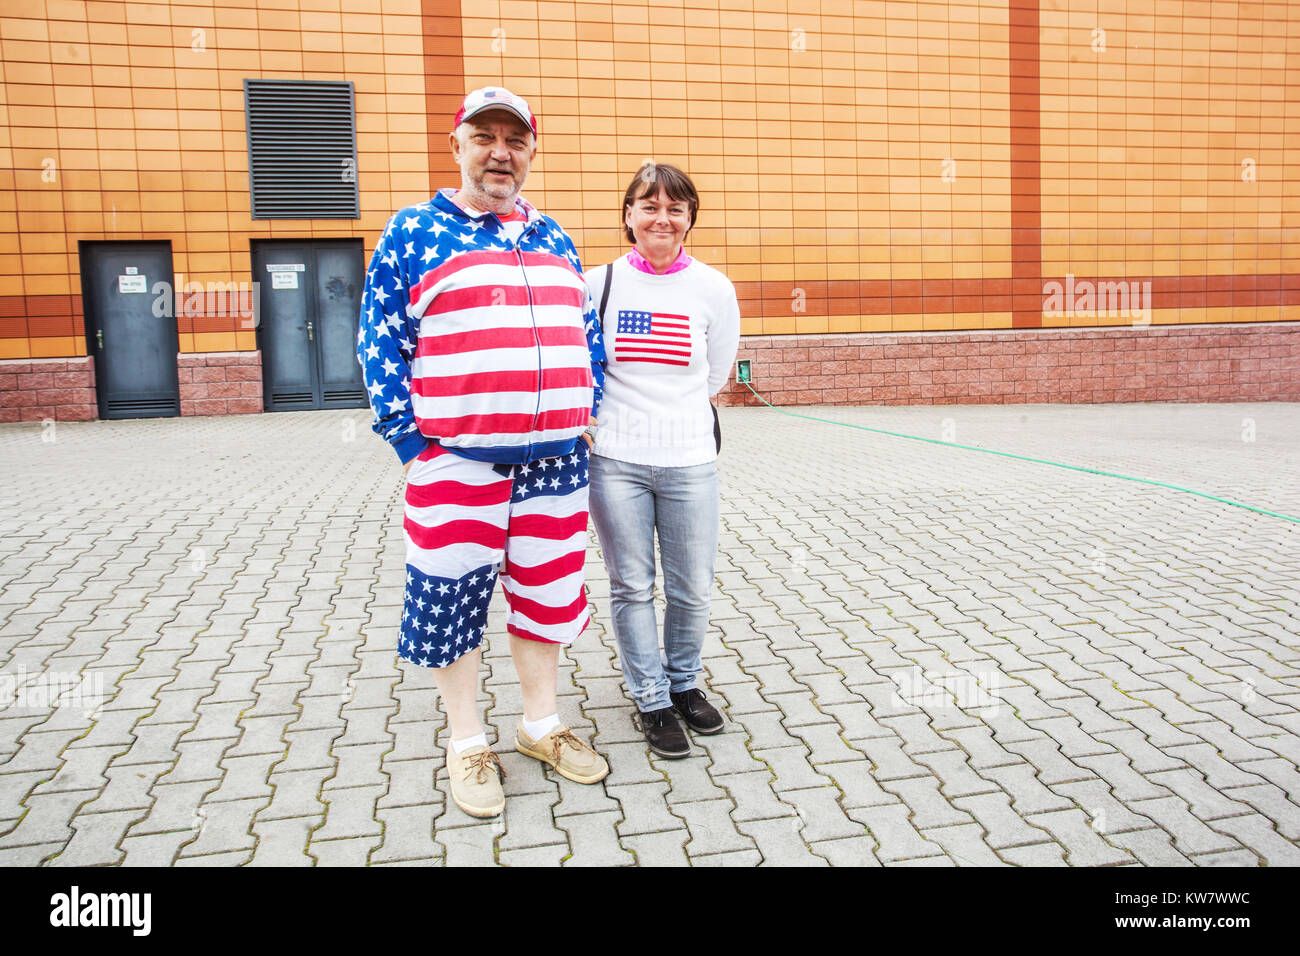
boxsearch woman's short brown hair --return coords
[623,162,698,243]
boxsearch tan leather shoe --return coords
[515,724,609,784]
[445,745,506,818]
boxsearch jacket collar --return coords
[433,188,541,230]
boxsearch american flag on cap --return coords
[453,86,538,137]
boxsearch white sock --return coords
[522,713,562,740]
[451,732,488,754]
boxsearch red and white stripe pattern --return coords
[409,250,593,455]
[400,441,591,667]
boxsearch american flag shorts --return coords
[399,440,592,668]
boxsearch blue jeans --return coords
[588,455,720,713]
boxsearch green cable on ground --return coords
[739,382,1300,526]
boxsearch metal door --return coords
[253,239,368,411]
[313,243,368,407]
[79,241,180,419]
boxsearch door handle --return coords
[96,329,103,350]
[306,321,314,341]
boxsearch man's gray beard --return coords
[469,175,520,203]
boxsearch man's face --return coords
[449,111,536,206]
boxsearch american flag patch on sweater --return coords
[613,310,692,366]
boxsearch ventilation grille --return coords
[245,79,359,220]
[270,391,314,408]
[323,387,367,406]
[106,398,178,417]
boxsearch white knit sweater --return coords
[584,254,741,467]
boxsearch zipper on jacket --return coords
[514,240,543,462]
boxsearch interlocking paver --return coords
[118,829,193,866]
[0,841,67,866]
[1107,827,1195,867]
[807,834,881,866]
[1202,813,1300,866]
[156,737,235,785]
[378,758,440,809]
[29,744,126,795]
[310,784,385,841]
[998,841,1068,866]
[910,748,1002,799]
[852,735,932,781]
[270,729,342,774]
[0,788,96,849]
[737,817,831,866]
[1124,795,1243,856]
[247,816,319,866]
[608,781,682,835]
[494,791,565,851]
[919,822,1006,867]
[950,790,1055,850]
[848,803,946,863]
[2,404,1297,866]
[1219,782,1300,839]
[498,843,566,866]
[370,805,441,864]
[752,745,835,792]
[45,809,142,866]
[690,848,764,866]
[1190,849,1262,867]
[879,776,976,830]
[787,723,866,766]
[309,835,383,866]
[620,828,690,866]
[176,797,261,859]
[66,707,153,751]
[556,811,635,866]
[438,826,500,866]
[325,742,388,791]
[1020,808,1134,865]
[675,798,756,857]
[776,786,870,842]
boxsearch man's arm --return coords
[566,240,606,418]
[582,283,606,418]
[357,215,427,466]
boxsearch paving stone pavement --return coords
[1,402,1298,866]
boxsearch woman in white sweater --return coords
[585,163,741,758]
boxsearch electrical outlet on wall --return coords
[736,359,751,384]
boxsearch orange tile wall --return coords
[1038,0,1293,327]
[459,0,1300,336]
[462,0,1014,338]
[1,0,1298,364]
[0,0,432,360]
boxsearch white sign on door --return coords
[271,271,299,290]
[118,274,148,293]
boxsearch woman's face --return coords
[625,186,692,259]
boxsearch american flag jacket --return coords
[357,188,605,466]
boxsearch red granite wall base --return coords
[5,327,1294,423]
[718,323,1300,407]
[0,357,97,422]
[179,351,263,415]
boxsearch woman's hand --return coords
[581,415,597,449]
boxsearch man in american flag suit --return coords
[357,87,609,818]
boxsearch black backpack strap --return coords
[597,261,614,333]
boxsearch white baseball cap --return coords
[453,86,538,137]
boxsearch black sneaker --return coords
[670,688,725,735]
[639,707,691,758]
